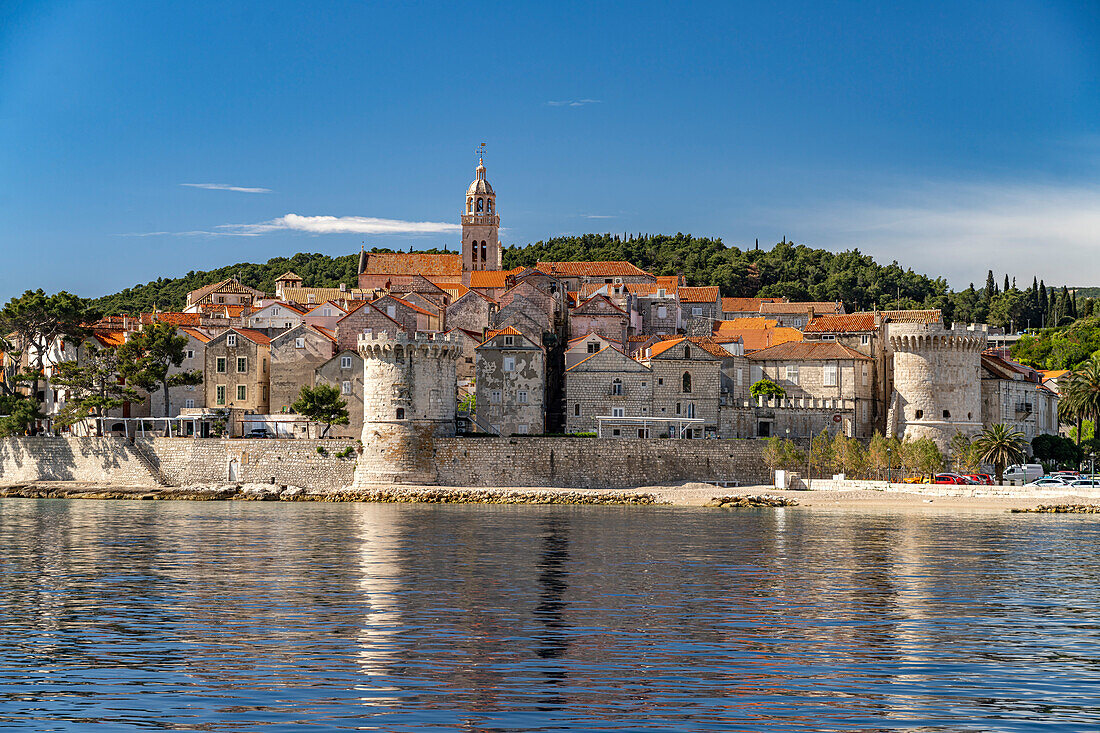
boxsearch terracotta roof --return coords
[731,326,804,352]
[468,270,510,289]
[656,275,680,288]
[199,303,248,318]
[721,297,783,313]
[1040,369,1070,380]
[281,287,373,305]
[187,278,265,304]
[232,328,272,346]
[625,282,677,297]
[685,336,736,358]
[714,318,779,333]
[746,341,871,361]
[275,271,302,281]
[141,312,203,327]
[646,337,723,360]
[535,261,653,278]
[678,286,721,304]
[361,253,461,277]
[803,313,879,334]
[311,325,337,343]
[879,309,941,324]
[179,327,211,343]
[760,301,843,315]
[483,326,522,341]
[573,294,627,315]
[568,333,612,344]
[92,330,126,348]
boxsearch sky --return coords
[2,0,1099,301]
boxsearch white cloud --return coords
[582,214,617,219]
[130,214,461,238]
[785,182,1100,287]
[181,183,272,193]
[547,99,601,107]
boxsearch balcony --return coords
[461,214,499,227]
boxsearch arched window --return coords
[683,345,691,360]
[396,407,405,420]
[915,409,924,419]
[682,372,692,393]
[611,378,623,396]
[487,198,493,213]
[481,241,487,260]
[467,197,472,214]
[477,198,484,213]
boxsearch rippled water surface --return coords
[3,500,1100,731]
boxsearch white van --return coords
[1004,464,1044,486]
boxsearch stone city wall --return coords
[136,438,359,491]
[0,437,158,485]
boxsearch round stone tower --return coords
[353,332,461,485]
[886,322,987,449]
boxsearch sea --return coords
[2,499,1099,732]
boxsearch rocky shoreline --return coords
[1010,504,1100,514]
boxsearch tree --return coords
[1061,356,1100,449]
[0,394,43,436]
[1031,433,1083,469]
[50,345,141,434]
[750,378,786,399]
[763,437,804,473]
[117,323,203,421]
[809,428,834,478]
[901,437,944,478]
[973,424,1028,484]
[291,384,349,438]
[985,270,997,301]
[831,432,868,478]
[949,431,981,474]
[0,290,96,428]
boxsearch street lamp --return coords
[886,446,893,484]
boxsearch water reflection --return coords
[1,500,1100,731]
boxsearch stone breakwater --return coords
[705,494,799,508]
[1011,504,1100,514]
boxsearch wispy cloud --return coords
[582,214,617,219]
[787,181,1100,286]
[128,214,460,238]
[181,183,272,193]
[547,99,601,107]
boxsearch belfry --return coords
[461,152,501,284]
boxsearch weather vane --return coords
[477,141,486,162]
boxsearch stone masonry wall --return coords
[137,438,358,491]
[431,437,768,488]
[0,437,158,485]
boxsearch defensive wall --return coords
[0,436,768,491]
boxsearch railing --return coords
[753,396,856,410]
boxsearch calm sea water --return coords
[2,500,1100,732]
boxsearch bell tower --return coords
[461,147,501,284]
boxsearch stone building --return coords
[371,294,433,334]
[759,301,845,329]
[746,341,875,439]
[185,278,265,311]
[462,156,503,280]
[314,349,365,438]
[569,294,629,347]
[444,328,482,397]
[535,261,655,292]
[204,328,272,417]
[721,297,786,320]
[159,327,209,417]
[475,327,546,436]
[885,321,987,448]
[627,283,680,337]
[273,271,303,299]
[564,345,653,437]
[353,331,461,485]
[357,252,463,291]
[679,286,722,336]
[334,302,404,352]
[640,337,724,438]
[446,288,495,334]
[247,302,305,333]
[980,354,1060,444]
[492,281,558,341]
[269,324,337,413]
[565,333,616,369]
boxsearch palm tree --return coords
[973,424,1029,485]
[1062,356,1100,449]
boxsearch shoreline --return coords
[3,481,1100,513]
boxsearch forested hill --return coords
[89,234,1078,331]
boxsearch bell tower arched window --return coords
[683,345,691,360]
[487,198,493,213]
[682,372,692,393]
[466,197,472,214]
[477,198,484,213]
[481,241,487,261]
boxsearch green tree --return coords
[809,428,834,478]
[949,431,981,474]
[290,384,349,438]
[117,323,203,420]
[831,432,868,478]
[901,437,944,478]
[973,424,1029,484]
[50,345,141,434]
[1061,356,1100,449]
[1031,433,1083,469]
[0,394,43,436]
[750,378,786,399]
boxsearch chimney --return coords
[339,283,347,292]
[808,306,815,321]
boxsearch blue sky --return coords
[2,0,1099,301]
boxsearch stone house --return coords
[247,301,305,333]
[492,281,557,342]
[564,345,653,437]
[640,337,724,438]
[273,271,303,299]
[746,341,875,439]
[721,297,786,320]
[626,283,680,337]
[204,328,272,416]
[445,328,482,396]
[334,302,405,352]
[981,354,1060,445]
[446,288,495,334]
[678,286,722,336]
[475,327,546,436]
[357,252,463,291]
[185,278,265,311]
[371,295,433,334]
[534,261,655,292]
[269,324,338,413]
[565,333,616,369]
[759,301,845,329]
[301,301,348,331]
[314,349,364,438]
[569,294,629,347]
[397,291,446,331]
[468,269,512,301]
[156,327,209,417]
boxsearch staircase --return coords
[130,441,172,487]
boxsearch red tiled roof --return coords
[803,313,878,334]
[573,294,627,315]
[361,253,462,277]
[646,337,725,360]
[468,270,509,288]
[483,326,522,341]
[721,297,783,313]
[92,330,126,348]
[714,318,778,333]
[535,261,653,278]
[879,309,941,324]
[232,328,272,346]
[178,327,212,343]
[311,325,337,342]
[678,286,720,304]
[199,303,248,318]
[760,301,843,315]
[275,271,302,281]
[656,275,680,288]
[141,312,203,327]
[625,282,677,297]
[731,327,804,352]
[746,341,871,361]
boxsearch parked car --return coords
[246,428,273,439]
[1003,464,1045,485]
[967,474,994,485]
[1068,478,1100,489]
[902,476,929,484]
[1052,471,1081,479]
[933,474,966,484]
[1023,477,1075,488]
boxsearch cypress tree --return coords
[985,270,996,299]
[1071,291,1079,319]
[1004,274,1011,293]
[1038,279,1047,320]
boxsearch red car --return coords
[933,474,966,484]
[967,474,994,485]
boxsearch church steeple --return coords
[461,145,501,284]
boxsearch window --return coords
[943,410,951,419]
[824,364,838,387]
[611,379,623,396]
[262,358,267,373]
[692,307,703,316]
[683,346,691,359]
[736,367,743,387]
[676,402,681,415]
[477,197,484,212]
[516,423,528,434]
[657,377,664,386]
[491,390,502,404]
[237,385,247,401]
[682,372,692,393]
[587,342,600,353]
[657,306,668,319]
[860,334,871,345]
[861,402,868,421]
[503,356,515,372]
[216,357,227,373]
[185,399,194,409]
[574,403,580,416]
[862,364,869,386]
[186,349,194,360]
[217,296,225,304]
[237,357,247,373]
[786,365,800,384]
[612,407,625,418]
[396,407,405,419]
[261,385,267,401]
[612,428,621,437]
[322,308,332,317]
[821,334,836,342]
[518,390,529,404]
[751,365,763,383]
[295,338,305,349]
[272,307,280,316]
[504,335,514,346]
[216,385,226,405]
[915,409,924,419]
[342,381,352,395]
[387,305,396,318]
[341,356,352,369]
[686,402,695,418]
[227,334,237,347]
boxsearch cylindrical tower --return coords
[353,332,461,485]
[886,323,987,448]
